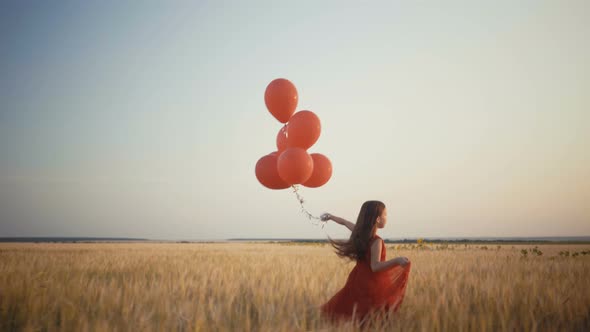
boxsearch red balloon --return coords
[302,153,332,188]
[276,125,288,154]
[287,110,321,150]
[277,148,313,184]
[255,153,290,190]
[264,79,298,123]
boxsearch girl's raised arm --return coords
[321,213,355,231]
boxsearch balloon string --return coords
[291,185,327,228]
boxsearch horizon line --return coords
[1,235,590,242]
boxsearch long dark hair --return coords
[329,200,385,261]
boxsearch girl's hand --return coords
[320,213,332,221]
[394,257,410,267]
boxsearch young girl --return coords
[320,200,411,323]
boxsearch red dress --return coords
[321,235,412,322]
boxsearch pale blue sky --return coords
[1,1,588,240]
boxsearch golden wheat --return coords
[1,242,589,331]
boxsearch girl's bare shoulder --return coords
[370,235,383,245]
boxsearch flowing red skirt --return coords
[321,240,411,322]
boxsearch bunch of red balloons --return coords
[255,78,332,190]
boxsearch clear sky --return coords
[1,1,588,240]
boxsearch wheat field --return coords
[1,242,589,331]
